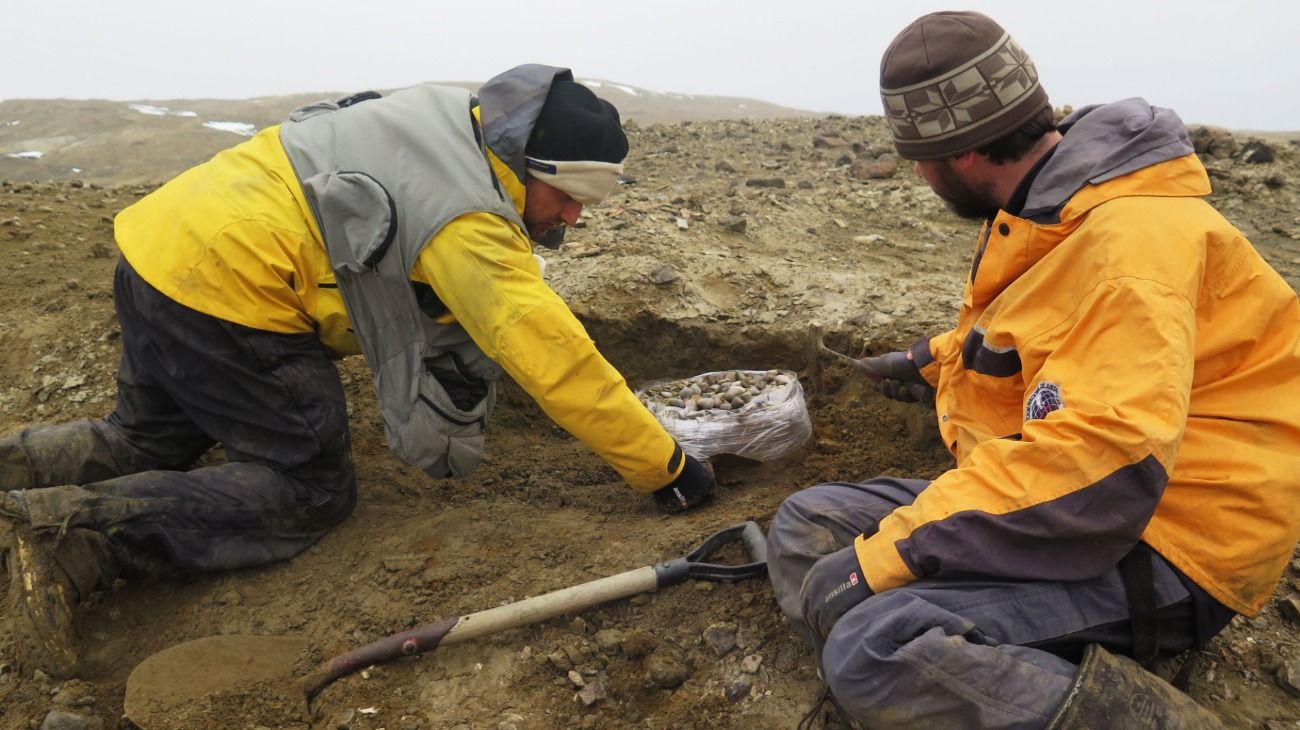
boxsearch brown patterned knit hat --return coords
[880,11,1049,160]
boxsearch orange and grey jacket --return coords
[113,67,687,493]
[854,98,1300,616]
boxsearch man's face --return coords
[913,158,1000,220]
[523,177,584,240]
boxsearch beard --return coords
[928,161,1001,220]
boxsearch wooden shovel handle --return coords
[299,566,659,702]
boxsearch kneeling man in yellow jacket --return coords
[0,64,715,677]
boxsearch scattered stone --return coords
[547,649,574,671]
[740,654,764,674]
[773,641,802,672]
[593,628,625,653]
[745,177,786,189]
[568,669,586,688]
[703,624,738,657]
[816,438,846,454]
[645,651,690,689]
[722,215,748,233]
[649,265,679,285]
[622,629,658,658]
[850,156,898,180]
[577,673,607,706]
[334,708,357,730]
[39,710,103,730]
[715,160,737,173]
[1279,595,1300,623]
[1279,659,1300,697]
[51,681,96,707]
[813,136,849,149]
[1240,140,1276,165]
[725,677,753,702]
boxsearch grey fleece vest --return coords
[278,74,558,479]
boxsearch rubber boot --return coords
[1047,644,1225,729]
[4,519,118,678]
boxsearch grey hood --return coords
[1023,98,1195,221]
[478,64,573,183]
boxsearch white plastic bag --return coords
[636,369,812,463]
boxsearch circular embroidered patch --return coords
[1025,381,1063,421]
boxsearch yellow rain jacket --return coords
[855,100,1300,616]
[114,123,683,493]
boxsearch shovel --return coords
[805,321,883,393]
[123,521,768,727]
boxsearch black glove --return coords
[862,351,935,404]
[800,544,874,641]
[652,454,716,514]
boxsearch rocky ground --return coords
[1,114,1299,729]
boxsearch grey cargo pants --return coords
[767,478,1199,729]
[0,259,356,577]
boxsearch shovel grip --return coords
[654,521,768,586]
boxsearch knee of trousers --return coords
[306,465,358,529]
[820,588,984,707]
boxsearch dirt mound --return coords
[1,116,1298,728]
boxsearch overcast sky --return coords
[3,1,1297,131]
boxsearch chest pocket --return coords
[958,324,1027,439]
[303,171,397,274]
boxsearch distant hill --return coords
[0,80,816,185]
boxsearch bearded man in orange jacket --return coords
[767,11,1300,729]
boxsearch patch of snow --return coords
[71,167,82,173]
[609,84,640,97]
[5,150,43,159]
[203,121,257,136]
[128,103,198,117]
[580,79,603,89]
[5,120,19,126]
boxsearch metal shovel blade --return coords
[123,634,310,729]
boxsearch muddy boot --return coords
[4,520,118,678]
[0,434,35,490]
[0,421,128,491]
[1047,644,1224,729]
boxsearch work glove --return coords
[800,544,874,641]
[652,454,716,514]
[862,350,935,404]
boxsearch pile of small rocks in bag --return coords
[640,369,795,418]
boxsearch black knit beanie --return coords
[880,11,1050,160]
[525,79,628,164]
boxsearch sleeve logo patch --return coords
[1025,381,1063,421]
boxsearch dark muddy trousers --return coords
[0,259,356,577]
[767,479,1199,729]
